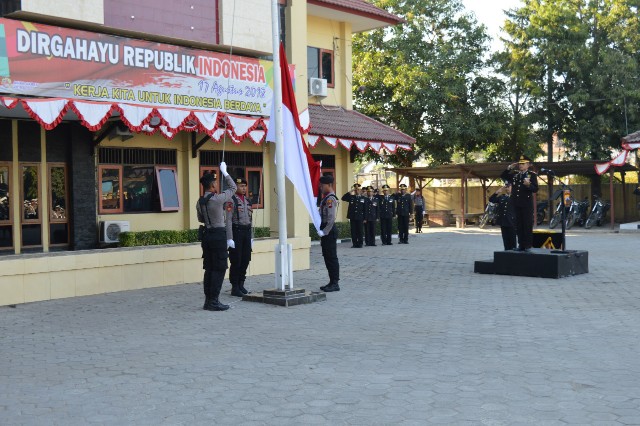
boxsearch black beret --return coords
[319,175,334,184]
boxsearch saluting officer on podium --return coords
[341,183,365,248]
[501,155,538,252]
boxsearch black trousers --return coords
[398,215,410,243]
[364,220,376,246]
[515,204,534,249]
[321,226,339,284]
[350,219,363,247]
[229,226,252,286]
[201,227,228,299]
[414,206,424,230]
[501,226,517,250]
[380,218,392,244]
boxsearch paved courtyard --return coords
[1,227,640,425]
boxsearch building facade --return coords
[0,0,414,305]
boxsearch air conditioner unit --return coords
[100,220,130,243]
[309,77,328,97]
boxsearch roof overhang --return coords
[307,1,403,33]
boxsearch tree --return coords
[352,0,508,166]
[500,0,640,161]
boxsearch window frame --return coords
[199,166,220,196]
[246,167,264,209]
[155,166,181,212]
[320,48,335,88]
[98,164,124,214]
[0,162,12,226]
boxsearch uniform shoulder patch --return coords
[225,202,234,212]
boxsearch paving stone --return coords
[1,229,639,425]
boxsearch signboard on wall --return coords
[0,18,275,115]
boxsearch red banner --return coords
[0,18,274,115]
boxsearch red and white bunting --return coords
[1,97,19,109]
[307,135,320,147]
[70,100,114,130]
[157,108,192,131]
[249,130,266,145]
[116,103,154,130]
[22,98,69,129]
[226,114,261,140]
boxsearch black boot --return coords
[239,280,250,295]
[230,283,244,297]
[203,296,211,310]
[322,282,340,292]
[204,298,229,311]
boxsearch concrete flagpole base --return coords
[242,288,326,307]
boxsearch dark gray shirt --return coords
[196,174,237,239]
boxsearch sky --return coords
[462,0,523,51]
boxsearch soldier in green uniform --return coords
[317,175,340,292]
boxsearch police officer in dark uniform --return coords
[394,183,413,244]
[226,177,253,297]
[489,182,517,250]
[377,184,395,245]
[363,186,379,246]
[317,175,340,292]
[196,162,237,311]
[501,155,538,251]
[341,183,365,248]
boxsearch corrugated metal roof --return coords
[308,104,415,144]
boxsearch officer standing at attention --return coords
[489,182,517,250]
[394,183,413,244]
[341,183,365,248]
[196,162,237,311]
[363,186,379,246]
[377,184,395,245]
[226,177,253,297]
[501,155,538,251]
[317,175,340,292]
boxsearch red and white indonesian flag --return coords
[266,43,322,232]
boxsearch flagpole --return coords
[271,0,291,290]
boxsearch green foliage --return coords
[352,0,509,165]
[309,219,399,241]
[119,227,271,247]
[499,0,640,161]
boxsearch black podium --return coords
[475,248,588,279]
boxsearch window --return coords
[307,46,334,88]
[98,148,179,214]
[0,163,12,249]
[200,151,264,209]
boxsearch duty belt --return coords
[232,224,251,230]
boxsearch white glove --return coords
[317,230,325,237]
[220,161,229,177]
[227,239,235,249]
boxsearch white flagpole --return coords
[271,0,291,291]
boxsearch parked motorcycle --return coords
[536,200,549,225]
[549,188,570,229]
[585,196,611,229]
[478,201,498,229]
[565,197,590,229]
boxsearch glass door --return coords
[20,163,41,248]
[0,163,12,250]
[48,164,69,247]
